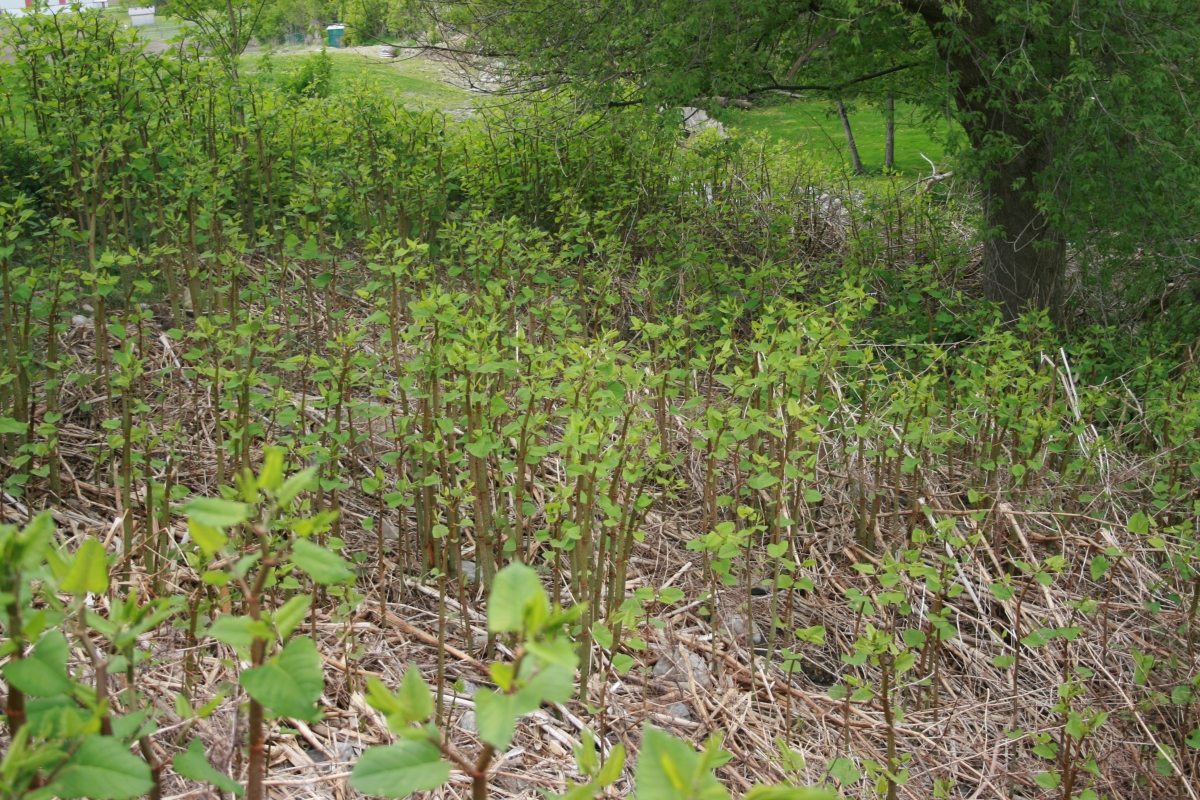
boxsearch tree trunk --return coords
[981,145,1065,323]
[883,94,895,171]
[836,100,865,175]
[901,0,1068,322]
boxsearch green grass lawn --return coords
[100,8,467,110]
[245,49,471,109]
[728,98,954,177]
[103,7,184,42]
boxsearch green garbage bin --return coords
[327,24,345,48]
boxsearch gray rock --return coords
[678,107,727,138]
[459,560,479,582]
[499,775,532,796]
[304,741,357,763]
[458,680,479,697]
[381,516,400,542]
[666,702,692,720]
[457,710,477,733]
[718,607,763,645]
[70,315,91,328]
[652,647,712,689]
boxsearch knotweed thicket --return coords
[0,9,1198,800]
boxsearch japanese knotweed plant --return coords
[350,562,581,800]
[182,447,354,800]
[1027,675,1109,800]
[1,512,177,800]
[349,562,837,800]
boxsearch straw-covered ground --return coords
[5,256,1197,799]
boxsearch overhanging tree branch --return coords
[758,62,919,94]
[786,30,838,82]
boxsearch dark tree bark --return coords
[981,142,1065,323]
[883,93,895,170]
[902,0,1066,322]
[836,99,865,175]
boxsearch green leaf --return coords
[1034,772,1061,790]
[0,416,25,434]
[257,448,285,491]
[592,623,614,649]
[490,662,515,692]
[1033,742,1058,759]
[1133,648,1156,685]
[747,473,779,490]
[516,662,576,710]
[1090,554,1111,581]
[657,587,685,605]
[206,615,271,648]
[989,582,1014,601]
[397,665,434,723]
[827,757,861,785]
[633,725,729,800]
[184,497,252,529]
[61,538,109,595]
[2,631,72,697]
[23,694,80,737]
[524,638,579,669]
[596,743,626,784]
[766,542,788,558]
[365,677,407,725]
[240,636,324,720]
[1127,511,1149,536]
[349,739,450,797]
[475,688,520,750]
[273,595,312,640]
[173,738,243,796]
[488,562,549,634]
[276,466,318,506]
[794,625,825,645]
[290,538,353,584]
[50,734,154,799]
[1154,746,1177,776]
[188,518,228,555]
[15,511,55,569]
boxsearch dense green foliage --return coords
[158,0,429,45]
[278,46,335,97]
[436,0,1200,321]
[1,8,1200,800]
